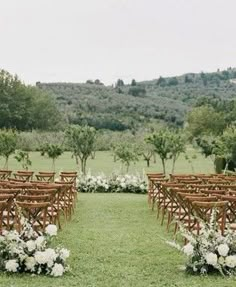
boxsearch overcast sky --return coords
[0,0,235,85]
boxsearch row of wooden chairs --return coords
[0,171,78,234]
[147,173,236,236]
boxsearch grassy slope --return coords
[0,148,214,176]
[1,193,236,287]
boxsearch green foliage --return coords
[65,125,96,174]
[40,143,64,171]
[146,129,173,174]
[138,142,154,167]
[0,129,17,168]
[128,85,146,97]
[169,131,186,173]
[186,106,225,138]
[214,126,236,173]
[113,142,139,172]
[14,150,32,170]
[0,70,64,131]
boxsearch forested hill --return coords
[37,68,236,131]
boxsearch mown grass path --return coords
[1,193,236,287]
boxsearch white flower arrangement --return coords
[77,173,147,194]
[167,210,236,276]
[0,219,70,277]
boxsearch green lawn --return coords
[0,148,214,176]
[1,193,236,287]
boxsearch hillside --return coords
[37,68,236,131]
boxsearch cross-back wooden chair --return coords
[16,196,51,233]
[0,194,15,232]
[157,183,185,224]
[35,172,55,183]
[0,170,12,180]
[192,200,228,235]
[13,171,34,182]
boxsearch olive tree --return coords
[146,129,172,175]
[169,131,186,174]
[65,125,96,174]
[40,143,64,171]
[113,142,139,173]
[214,126,236,174]
[0,129,17,169]
[14,150,32,170]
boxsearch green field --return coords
[0,148,214,176]
[0,193,235,287]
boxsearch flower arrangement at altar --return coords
[167,211,236,276]
[0,219,70,277]
[77,173,147,194]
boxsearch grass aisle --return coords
[1,193,236,287]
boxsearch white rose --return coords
[45,225,57,236]
[225,255,236,268]
[205,252,218,266]
[5,259,19,272]
[183,243,194,256]
[60,248,70,261]
[217,244,229,257]
[26,240,36,252]
[25,256,36,271]
[51,263,64,277]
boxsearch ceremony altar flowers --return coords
[77,173,147,194]
[0,219,70,277]
[167,210,236,276]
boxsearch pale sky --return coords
[0,0,235,85]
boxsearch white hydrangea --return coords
[225,255,236,268]
[26,240,36,252]
[205,252,218,266]
[5,259,19,272]
[217,244,229,257]
[183,243,194,256]
[34,251,49,265]
[45,248,57,267]
[51,263,64,277]
[59,248,70,261]
[45,225,57,236]
[35,236,45,248]
[25,256,36,271]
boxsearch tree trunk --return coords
[146,159,150,167]
[153,153,156,163]
[3,157,8,170]
[161,158,166,175]
[52,158,56,171]
[224,161,229,175]
[171,157,176,174]
[81,158,87,175]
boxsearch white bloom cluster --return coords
[168,210,236,276]
[77,173,147,194]
[0,219,69,277]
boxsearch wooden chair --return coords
[192,200,228,235]
[13,171,34,182]
[35,172,55,182]
[16,197,50,233]
[0,201,8,234]
[0,170,12,180]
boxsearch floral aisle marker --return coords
[167,210,236,276]
[0,219,70,277]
